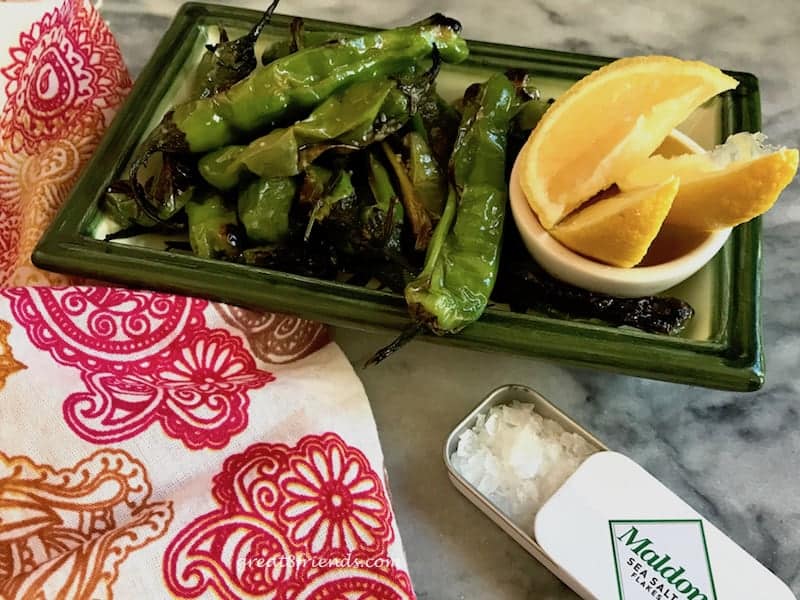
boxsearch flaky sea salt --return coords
[451,401,596,533]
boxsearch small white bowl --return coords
[509,136,732,297]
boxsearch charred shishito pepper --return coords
[495,261,695,334]
[238,176,297,244]
[143,14,468,156]
[368,73,522,364]
[192,0,280,98]
[406,73,521,332]
[197,55,441,191]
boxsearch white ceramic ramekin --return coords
[508,132,732,297]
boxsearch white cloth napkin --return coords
[0,287,415,599]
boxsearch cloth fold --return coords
[0,3,416,598]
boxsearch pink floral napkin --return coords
[0,3,417,599]
[0,0,131,287]
[0,288,415,599]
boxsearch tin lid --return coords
[534,451,795,600]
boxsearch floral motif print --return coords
[0,319,25,389]
[163,434,414,600]
[0,448,173,599]
[0,0,131,286]
[2,287,274,449]
[215,304,329,364]
[281,435,391,556]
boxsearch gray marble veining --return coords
[101,1,800,597]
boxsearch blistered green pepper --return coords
[103,182,160,229]
[416,89,461,166]
[186,191,241,259]
[145,14,468,155]
[106,154,194,228]
[199,79,394,189]
[298,165,333,206]
[405,73,521,333]
[367,117,445,252]
[238,177,297,244]
[192,0,279,98]
[516,97,552,131]
[381,140,433,250]
[198,64,438,190]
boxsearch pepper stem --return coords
[249,0,282,42]
[364,323,424,367]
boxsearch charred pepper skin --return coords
[185,191,242,259]
[197,55,442,191]
[161,14,468,154]
[192,0,280,98]
[495,261,695,334]
[405,73,521,334]
[198,79,399,190]
[365,152,404,252]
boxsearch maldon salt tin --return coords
[443,384,795,600]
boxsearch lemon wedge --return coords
[619,132,799,230]
[550,177,680,268]
[519,55,738,229]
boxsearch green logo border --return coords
[608,519,718,600]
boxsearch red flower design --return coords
[3,287,274,449]
[163,435,414,600]
[281,435,392,556]
[155,330,275,449]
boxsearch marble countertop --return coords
[102,1,800,597]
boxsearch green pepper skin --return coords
[197,144,250,192]
[107,153,195,227]
[238,177,297,244]
[199,78,414,190]
[406,131,446,217]
[381,140,432,250]
[298,164,333,206]
[364,153,404,252]
[305,170,357,241]
[103,181,160,228]
[168,15,468,153]
[405,73,521,334]
[516,98,551,131]
[417,89,461,166]
[185,191,241,259]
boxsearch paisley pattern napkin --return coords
[0,288,416,599]
[0,0,130,286]
[0,3,416,599]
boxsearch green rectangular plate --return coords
[33,2,764,391]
